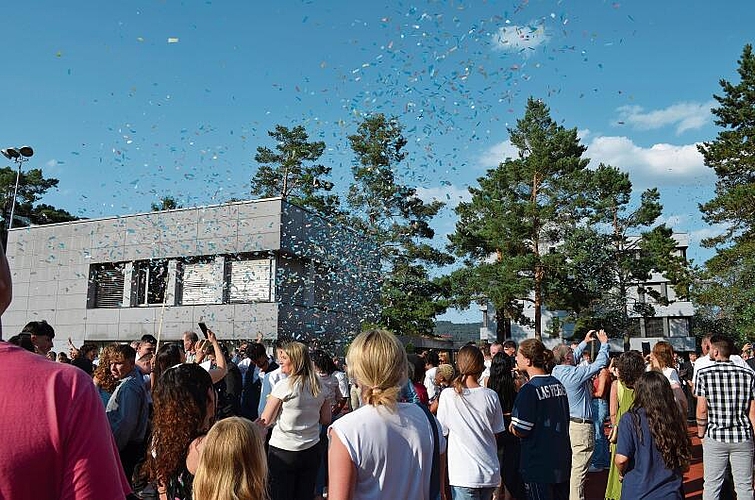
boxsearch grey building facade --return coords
[4,198,378,349]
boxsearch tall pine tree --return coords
[449,98,589,339]
[555,164,691,350]
[697,44,755,339]
[348,113,453,335]
[251,124,340,217]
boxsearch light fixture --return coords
[2,145,34,231]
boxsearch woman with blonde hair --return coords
[329,329,446,500]
[437,345,504,500]
[258,341,330,500]
[193,417,268,500]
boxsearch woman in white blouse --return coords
[259,341,331,500]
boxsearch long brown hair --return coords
[630,371,691,472]
[453,345,485,394]
[93,344,119,394]
[142,364,214,487]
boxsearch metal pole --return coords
[8,160,22,230]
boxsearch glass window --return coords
[229,258,272,302]
[645,317,665,337]
[88,263,125,308]
[668,317,689,337]
[133,260,168,306]
[180,260,221,305]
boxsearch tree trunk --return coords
[496,308,511,342]
[533,264,543,340]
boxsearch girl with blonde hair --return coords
[193,417,268,500]
[259,341,330,500]
[436,345,505,500]
[329,329,446,500]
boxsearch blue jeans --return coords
[451,486,496,500]
[591,398,610,468]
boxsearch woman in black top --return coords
[487,352,525,500]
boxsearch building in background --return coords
[478,233,695,352]
[4,198,378,350]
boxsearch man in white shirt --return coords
[693,334,753,389]
[423,350,440,400]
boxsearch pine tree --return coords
[348,114,453,335]
[697,44,755,339]
[251,125,340,217]
[449,98,590,340]
[556,164,691,349]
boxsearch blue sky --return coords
[1,1,753,322]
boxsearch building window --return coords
[645,317,664,337]
[180,259,222,305]
[133,259,169,306]
[627,318,642,338]
[228,258,272,302]
[668,317,689,337]
[88,263,125,308]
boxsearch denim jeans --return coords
[702,437,754,500]
[590,398,610,469]
[451,486,496,500]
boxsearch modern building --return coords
[478,233,696,352]
[3,197,379,350]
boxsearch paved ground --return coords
[584,425,703,500]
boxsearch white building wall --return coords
[4,198,376,351]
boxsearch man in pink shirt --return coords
[0,247,131,499]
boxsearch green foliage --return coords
[151,195,182,212]
[348,114,453,336]
[558,164,691,348]
[448,98,590,339]
[696,44,755,338]
[251,124,341,217]
[0,167,77,235]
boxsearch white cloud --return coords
[587,135,711,187]
[478,139,519,168]
[415,184,471,208]
[614,100,715,135]
[492,22,550,55]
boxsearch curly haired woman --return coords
[141,363,215,500]
[614,370,692,499]
[93,343,120,407]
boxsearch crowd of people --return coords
[1,241,755,499]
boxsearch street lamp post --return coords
[1,146,33,230]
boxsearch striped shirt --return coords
[694,361,755,443]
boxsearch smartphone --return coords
[198,321,209,339]
[641,341,651,357]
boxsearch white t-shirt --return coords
[424,367,438,400]
[334,371,349,401]
[662,366,681,388]
[269,377,325,451]
[693,354,753,386]
[436,386,505,488]
[330,403,446,500]
[258,366,286,417]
